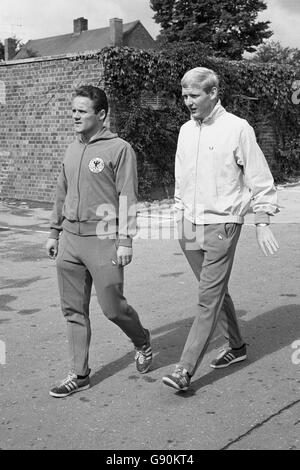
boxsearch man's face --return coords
[182,82,217,121]
[72,96,102,135]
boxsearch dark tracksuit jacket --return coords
[50,126,138,247]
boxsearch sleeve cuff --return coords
[254,212,270,225]
[117,237,133,248]
[49,228,61,239]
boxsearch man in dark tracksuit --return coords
[46,85,152,398]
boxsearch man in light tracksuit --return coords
[162,67,279,391]
[46,85,152,398]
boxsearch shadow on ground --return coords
[90,304,300,392]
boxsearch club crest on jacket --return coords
[88,157,105,173]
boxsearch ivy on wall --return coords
[72,44,300,197]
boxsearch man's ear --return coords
[210,87,218,100]
[98,109,106,122]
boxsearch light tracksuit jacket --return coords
[50,127,137,246]
[175,101,279,225]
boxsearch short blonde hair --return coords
[181,67,219,94]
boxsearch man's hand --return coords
[256,225,279,256]
[46,238,59,260]
[117,246,133,267]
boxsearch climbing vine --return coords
[71,44,300,197]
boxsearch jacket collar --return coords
[78,126,117,144]
[193,100,226,126]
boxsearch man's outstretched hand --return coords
[256,225,279,256]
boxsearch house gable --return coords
[14,19,157,60]
[123,22,158,50]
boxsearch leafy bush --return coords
[116,104,186,198]
[274,138,300,182]
[73,45,300,197]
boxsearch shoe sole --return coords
[210,355,247,369]
[137,362,152,374]
[162,377,189,391]
[49,384,90,398]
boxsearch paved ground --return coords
[0,183,299,450]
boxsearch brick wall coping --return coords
[0,49,103,67]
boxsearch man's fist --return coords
[117,246,133,267]
[46,238,59,260]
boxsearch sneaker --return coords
[49,372,90,398]
[135,329,152,374]
[210,344,247,369]
[162,365,191,391]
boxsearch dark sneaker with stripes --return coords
[135,329,152,374]
[210,344,247,369]
[162,365,191,391]
[49,372,90,398]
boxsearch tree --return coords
[150,0,272,59]
[252,40,300,66]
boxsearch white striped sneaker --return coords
[135,329,152,374]
[49,372,90,398]
[210,345,247,369]
[162,365,191,391]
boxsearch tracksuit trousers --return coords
[56,230,148,377]
[178,219,244,376]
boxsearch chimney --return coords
[4,38,16,61]
[73,17,88,35]
[110,18,123,46]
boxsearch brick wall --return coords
[0,54,106,202]
[0,53,280,203]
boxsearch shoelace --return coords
[216,348,230,359]
[173,366,187,378]
[60,373,77,386]
[135,350,146,363]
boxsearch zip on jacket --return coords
[50,127,138,247]
[174,101,279,225]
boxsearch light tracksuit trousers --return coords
[178,219,244,376]
[56,230,148,376]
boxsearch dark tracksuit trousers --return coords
[178,219,244,376]
[56,230,147,377]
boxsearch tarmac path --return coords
[0,184,299,450]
